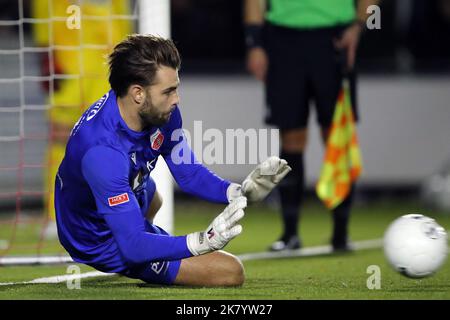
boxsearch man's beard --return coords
[138,99,170,128]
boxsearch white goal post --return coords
[139,0,174,234]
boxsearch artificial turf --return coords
[0,199,449,300]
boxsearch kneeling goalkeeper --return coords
[54,35,291,287]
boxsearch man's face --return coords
[139,66,180,127]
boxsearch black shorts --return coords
[264,23,358,130]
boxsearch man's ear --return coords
[130,85,145,104]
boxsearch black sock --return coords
[278,151,304,240]
[332,185,355,247]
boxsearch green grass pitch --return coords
[0,199,449,300]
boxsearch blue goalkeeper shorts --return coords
[120,176,182,285]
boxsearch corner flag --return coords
[316,79,363,209]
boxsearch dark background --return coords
[1,0,449,73]
[170,0,450,74]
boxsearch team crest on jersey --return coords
[150,129,164,150]
[108,193,129,206]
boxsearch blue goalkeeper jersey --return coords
[55,89,231,273]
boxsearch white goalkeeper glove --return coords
[186,196,247,256]
[227,156,292,203]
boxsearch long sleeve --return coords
[159,107,231,204]
[164,138,230,204]
[103,210,191,264]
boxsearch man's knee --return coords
[222,254,245,286]
[198,252,245,287]
[174,251,245,287]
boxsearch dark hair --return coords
[108,34,181,97]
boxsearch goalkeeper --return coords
[54,35,291,286]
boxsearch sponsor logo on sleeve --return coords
[107,193,129,206]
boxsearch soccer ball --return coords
[383,214,448,278]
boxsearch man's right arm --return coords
[82,146,246,264]
[82,146,193,264]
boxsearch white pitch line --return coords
[0,255,74,266]
[237,238,383,261]
[0,238,383,286]
[0,271,115,286]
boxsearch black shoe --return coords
[269,235,301,252]
[331,232,352,252]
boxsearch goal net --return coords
[0,0,172,266]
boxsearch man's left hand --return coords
[239,156,292,202]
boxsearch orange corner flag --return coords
[316,79,363,209]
